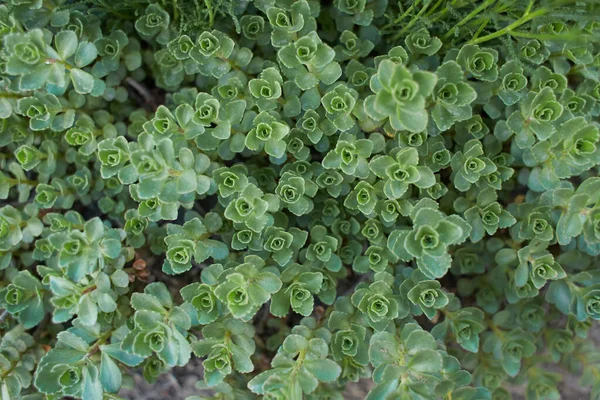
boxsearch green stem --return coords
[399,0,421,20]
[0,337,36,379]
[424,0,447,18]
[204,0,215,27]
[0,93,23,99]
[383,0,421,29]
[487,320,506,339]
[87,329,114,357]
[290,349,306,380]
[469,4,550,45]
[509,30,588,41]
[443,0,497,39]
[172,0,179,22]
[392,2,431,40]
[469,0,579,45]
[426,0,465,22]
[473,18,491,40]
[46,58,74,71]
[6,178,37,186]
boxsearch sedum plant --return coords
[0,1,600,400]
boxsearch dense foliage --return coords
[1,0,600,399]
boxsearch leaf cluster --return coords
[0,0,600,400]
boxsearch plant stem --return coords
[204,0,215,27]
[6,177,37,186]
[45,58,73,71]
[87,329,114,357]
[425,0,447,18]
[0,309,8,323]
[172,0,179,22]
[443,0,497,39]
[427,0,467,23]
[509,30,588,42]
[473,18,491,40]
[487,320,506,339]
[290,349,306,380]
[0,347,28,379]
[0,93,23,99]
[392,2,431,40]
[469,5,549,45]
[384,0,421,29]
[469,0,579,45]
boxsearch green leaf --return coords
[283,335,308,354]
[304,359,341,382]
[408,349,443,373]
[70,68,95,94]
[55,31,78,60]
[78,294,98,326]
[100,352,122,393]
[80,364,102,400]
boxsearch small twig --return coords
[125,77,157,111]
[82,285,97,295]
[0,309,9,323]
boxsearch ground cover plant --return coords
[0,0,600,399]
